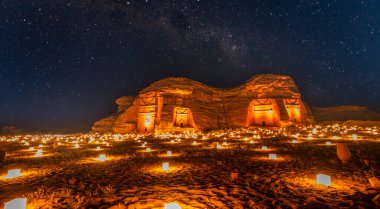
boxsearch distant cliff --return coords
[0,126,22,135]
[311,105,380,123]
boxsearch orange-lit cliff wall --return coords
[91,75,314,133]
[136,94,157,133]
[139,92,198,134]
[247,99,281,127]
[284,99,302,123]
[111,105,138,133]
[173,107,189,127]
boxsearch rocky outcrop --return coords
[312,105,380,122]
[92,115,118,133]
[116,96,134,113]
[92,74,314,133]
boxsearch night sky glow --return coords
[1,0,379,132]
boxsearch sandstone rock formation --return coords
[92,74,314,134]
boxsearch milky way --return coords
[0,0,379,132]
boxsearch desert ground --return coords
[1,125,380,209]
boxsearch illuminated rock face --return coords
[92,74,314,133]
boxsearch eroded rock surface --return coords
[92,74,314,133]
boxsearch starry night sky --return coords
[1,0,379,133]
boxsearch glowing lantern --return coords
[243,137,248,141]
[332,136,338,140]
[74,143,79,148]
[222,142,227,146]
[4,169,21,179]
[326,141,331,145]
[170,140,175,143]
[167,151,172,156]
[97,154,107,161]
[96,146,101,151]
[164,203,181,209]
[24,142,29,146]
[307,134,313,140]
[162,162,169,171]
[35,149,43,157]
[38,144,43,148]
[146,148,151,152]
[261,146,267,151]
[142,144,146,148]
[28,147,34,151]
[268,154,277,160]
[249,140,255,144]
[352,134,358,140]
[292,139,298,143]
[4,198,27,209]
[316,174,331,186]
[192,141,197,145]
[216,144,222,149]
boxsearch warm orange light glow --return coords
[286,106,301,123]
[144,114,153,127]
[97,154,107,161]
[137,111,156,133]
[175,113,188,126]
[247,99,281,127]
